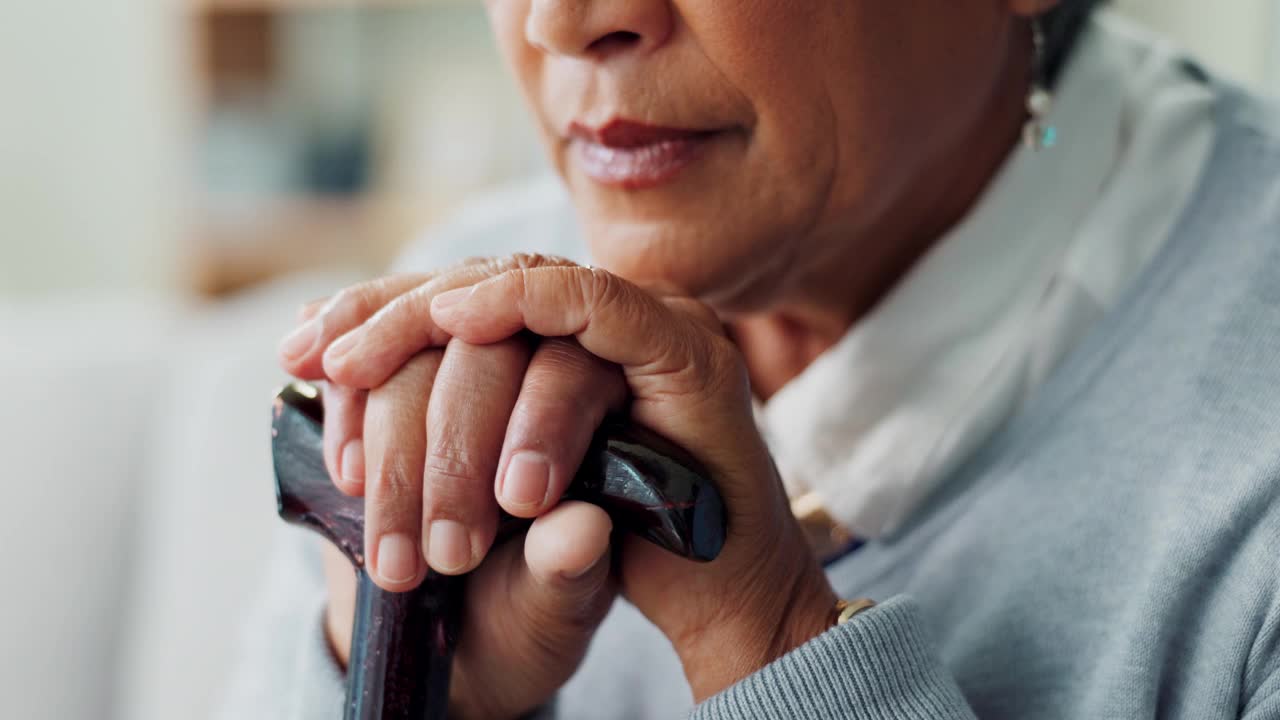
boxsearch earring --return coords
[1023,17,1057,151]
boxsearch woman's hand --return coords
[282,260,631,719]
[279,254,838,704]
[313,342,630,720]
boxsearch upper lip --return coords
[568,118,713,149]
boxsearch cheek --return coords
[685,1,841,195]
[814,4,1014,211]
[716,6,913,221]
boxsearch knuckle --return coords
[331,283,380,320]
[424,450,480,484]
[479,256,511,276]
[510,393,594,450]
[533,338,594,372]
[574,267,623,326]
[368,453,419,499]
[371,274,414,293]
[534,345,622,403]
[496,267,531,306]
[437,352,505,393]
[456,254,494,268]
[584,266,616,305]
[510,354,613,447]
[423,447,487,514]
[507,252,573,270]
[371,287,425,326]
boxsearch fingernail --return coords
[340,438,365,484]
[564,551,606,581]
[502,452,550,510]
[427,520,472,574]
[325,330,360,364]
[279,321,319,361]
[432,287,471,312]
[376,534,419,584]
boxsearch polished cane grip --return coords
[271,381,727,720]
[564,416,727,561]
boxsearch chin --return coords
[581,213,788,312]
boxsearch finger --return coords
[450,501,615,718]
[364,351,443,592]
[430,266,690,371]
[497,338,628,517]
[520,501,614,615]
[506,502,615,664]
[322,254,579,389]
[321,382,368,496]
[297,297,329,324]
[279,273,432,379]
[430,266,759,482]
[423,338,532,575]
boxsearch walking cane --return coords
[271,381,727,719]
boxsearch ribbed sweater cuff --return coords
[691,596,974,720]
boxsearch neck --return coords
[731,31,1031,401]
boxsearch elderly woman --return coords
[224,0,1280,717]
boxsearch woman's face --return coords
[484,0,1038,310]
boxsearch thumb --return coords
[451,502,615,720]
[515,501,616,644]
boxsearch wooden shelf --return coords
[186,0,481,296]
[188,194,445,296]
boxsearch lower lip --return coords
[572,134,715,190]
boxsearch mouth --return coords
[567,118,723,190]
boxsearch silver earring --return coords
[1023,17,1056,151]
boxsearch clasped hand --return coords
[278,254,835,718]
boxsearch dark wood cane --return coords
[271,381,727,720]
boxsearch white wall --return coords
[0,2,187,297]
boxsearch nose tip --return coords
[526,0,673,60]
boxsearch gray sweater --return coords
[218,79,1280,720]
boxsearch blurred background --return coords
[0,2,1277,719]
